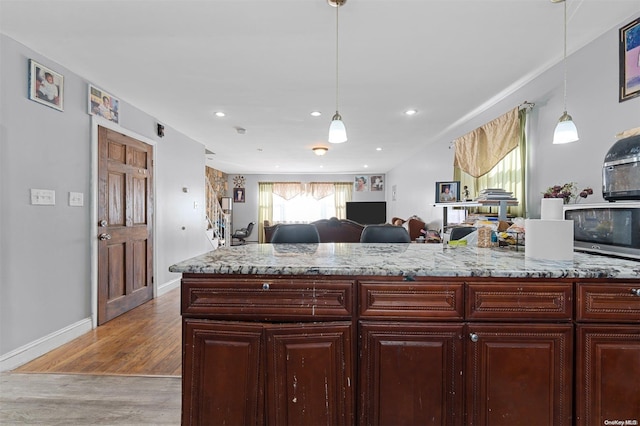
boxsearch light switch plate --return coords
[69,192,84,207]
[30,189,56,205]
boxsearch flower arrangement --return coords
[543,182,594,204]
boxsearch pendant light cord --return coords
[335,3,340,113]
[562,0,567,112]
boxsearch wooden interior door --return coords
[98,126,154,325]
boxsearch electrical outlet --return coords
[30,189,56,205]
[69,192,84,207]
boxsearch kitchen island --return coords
[170,243,640,426]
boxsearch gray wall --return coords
[387,13,640,227]
[0,35,209,358]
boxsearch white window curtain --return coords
[453,107,527,217]
[333,182,352,219]
[258,182,353,242]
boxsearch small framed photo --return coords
[354,176,368,192]
[28,60,64,111]
[233,188,245,203]
[370,175,384,191]
[619,17,640,102]
[436,181,460,203]
[88,84,120,123]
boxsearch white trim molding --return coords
[0,318,92,372]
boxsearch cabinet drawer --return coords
[182,277,354,320]
[359,281,464,320]
[576,282,640,322]
[466,282,573,321]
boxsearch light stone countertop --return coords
[169,243,640,280]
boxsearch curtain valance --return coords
[271,182,337,201]
[453,107,520,178]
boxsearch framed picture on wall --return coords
[619,17,640,102]
[88,84,120,123]
[370,175,384,191]
[233,187,245,203]
[28,59,64,111]
[435,181,460,203]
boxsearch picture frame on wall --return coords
[233,187,245,203]
[619,17,640,102]
[435,181,460,203]
[88,84,120,123]
[28,59,64,111]
[370,175,384,191]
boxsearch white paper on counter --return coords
[525,219,574,261]
[541,198,564,220]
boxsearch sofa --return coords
[263,217,365,243]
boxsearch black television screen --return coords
[346,201,387,225]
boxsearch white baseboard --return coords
[0,318,92,372]
[157,277,180,297]
[1,281,180,372]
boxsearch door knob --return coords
[99,220,108,227]
[98,233,112,241]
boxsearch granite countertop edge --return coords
[169,243,640,280]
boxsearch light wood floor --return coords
[14,287,181,377]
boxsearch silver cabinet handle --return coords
[631,288,640,297]
[262,283,270,290]
[98,233,111,241]
[469,333,479,343]
[99,220,108,227]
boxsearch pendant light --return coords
[552,0,579,144]
[328,0,347,143]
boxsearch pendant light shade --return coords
[328,0,347,144]
[552,0,579,144]
[553,111,579,144]
[328,112,347,143]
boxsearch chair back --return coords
[449,226,476,241]
[270,224,321,243]
[360,225,411,243]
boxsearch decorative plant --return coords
[543,182,593,204]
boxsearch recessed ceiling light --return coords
[310,111,322,117]
[405,109,417,116]
[376,147,383,151]
[363,165,369,168]
[214,111,225,117]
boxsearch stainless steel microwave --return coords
[563,202,640,260]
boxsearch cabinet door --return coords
[465,323,573,426]
[182,319,264,426]
[265,322,354,425]
[359,321,464,426]
[575,325,640,426]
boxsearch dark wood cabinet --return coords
[181,276,355,425]
[465,323,573,425]
[265,323,354,425]
[180,274,640,425]
[359,321,464,426]
[182,320,264,425]
[575,282,640,425]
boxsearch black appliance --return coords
[602,134,640,201]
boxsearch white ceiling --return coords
[2,0,639,174]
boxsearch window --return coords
[272,192,335,223]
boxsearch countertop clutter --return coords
[169,242,640,279]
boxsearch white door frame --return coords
[89,117,158,329]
